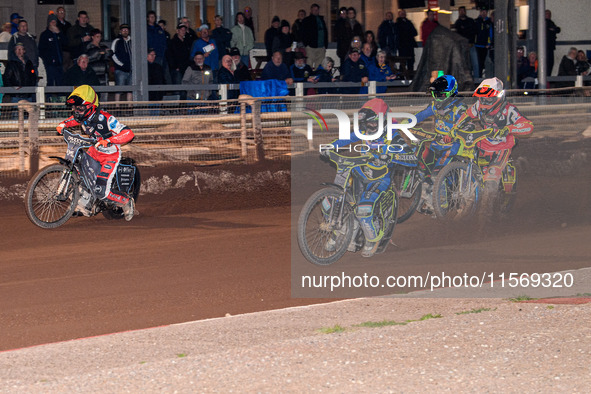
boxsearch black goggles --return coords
[479,96,497,106]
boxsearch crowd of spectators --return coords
[1,5,587,105]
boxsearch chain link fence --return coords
[1,87,590,177]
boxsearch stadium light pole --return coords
[131,1,149,102]
[494,0,517,88]
[537,0,547,89]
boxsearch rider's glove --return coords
[95,138,112,148]
[56,123,65,134]
[495,127,510,138]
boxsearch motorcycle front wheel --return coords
[297,187,354,266]
[391,165,422,224]
[24,164,79,229]
[433,161,482,220]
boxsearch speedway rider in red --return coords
[57,85,136,221]
[455,77,533,202]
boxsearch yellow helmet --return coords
[66,85,99,121]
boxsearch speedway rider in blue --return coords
[323,98,397,258]
[412,75,468,211]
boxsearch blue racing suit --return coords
[413,97,469,178]
[329,130,396,243]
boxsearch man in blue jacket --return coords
[147,10,168,81]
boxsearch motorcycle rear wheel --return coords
[297,187,354,266]
[24,164,79,229]
[102,166,141,220]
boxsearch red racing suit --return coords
[59,109,135,205]
[456,100,533,182]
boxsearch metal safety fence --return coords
[0,87,590,177]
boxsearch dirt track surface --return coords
[0,136,590,390]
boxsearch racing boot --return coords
[361,240,379,258]
[418,182,434,214]
[122,198,135,221]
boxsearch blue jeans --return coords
[115,70,132,85]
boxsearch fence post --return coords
[36,86,46,120]
[295,83,304,97]
[219,84,228,114]
[575,75,583,88]
[368,81,377,95]
[252,99,265,162]
[18,104,26,173]
[240,100,248,159]
[26,103,40,175]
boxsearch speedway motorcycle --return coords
[297,150,398,266]
[24,129,141,229]
[431,124,518,220]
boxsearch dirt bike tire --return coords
[102,166,141,220]
[297,187,354,266]
[433,161,482,220]
[24,164,79,229]
[392,166,422,224]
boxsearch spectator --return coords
[521,51,539,89]
[147,48,165,101]
[369,50,397,94]
[364,31,378,58]
[147,11,168,69]
[68,11,94,60]
[301,3,329,69]
[111,24,132,102]
[474,8,492,78]
[378,12,397,57]
[516,47,529,86]
[55,7,72,71]
[337,7,363,66]
[395,9,418,72]
[334,7,349,62]
[229,47,252,82]
[63,54,100,86]
[3,43,37,103]
[264,16,282,61]
[158,20,170,41]
[178,16,197,48]
[182,52,213,100]
[350,35,362,52]
[360,42,375,68]
[272,20,295,66]
[244,6,255,40]
[290,52,314,83]
[0,23,11,42]
[190,25,219,74]
[314,56,337,94]
[56,7,72,36]
[211,15,232,60]
[261,51,293,85]
[421,9,439,47]
[85,29,112,87]
[10,13,22,34]
[291,9,306,45]
[576,50,590,76]
[558,47,578,79]
[453,6,478,79]
[38,12,65,87]
[230,12,255,67]
[217,54,239,99]
[167,23,192,98]
[340,48,369,94]
[453,6,475,44]
[8,20,39,69]
[545,10,561,76]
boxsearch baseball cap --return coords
[198,24,209,31]
[119,23,130,30]
[11,13,23,21]
[229,47,240,57]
